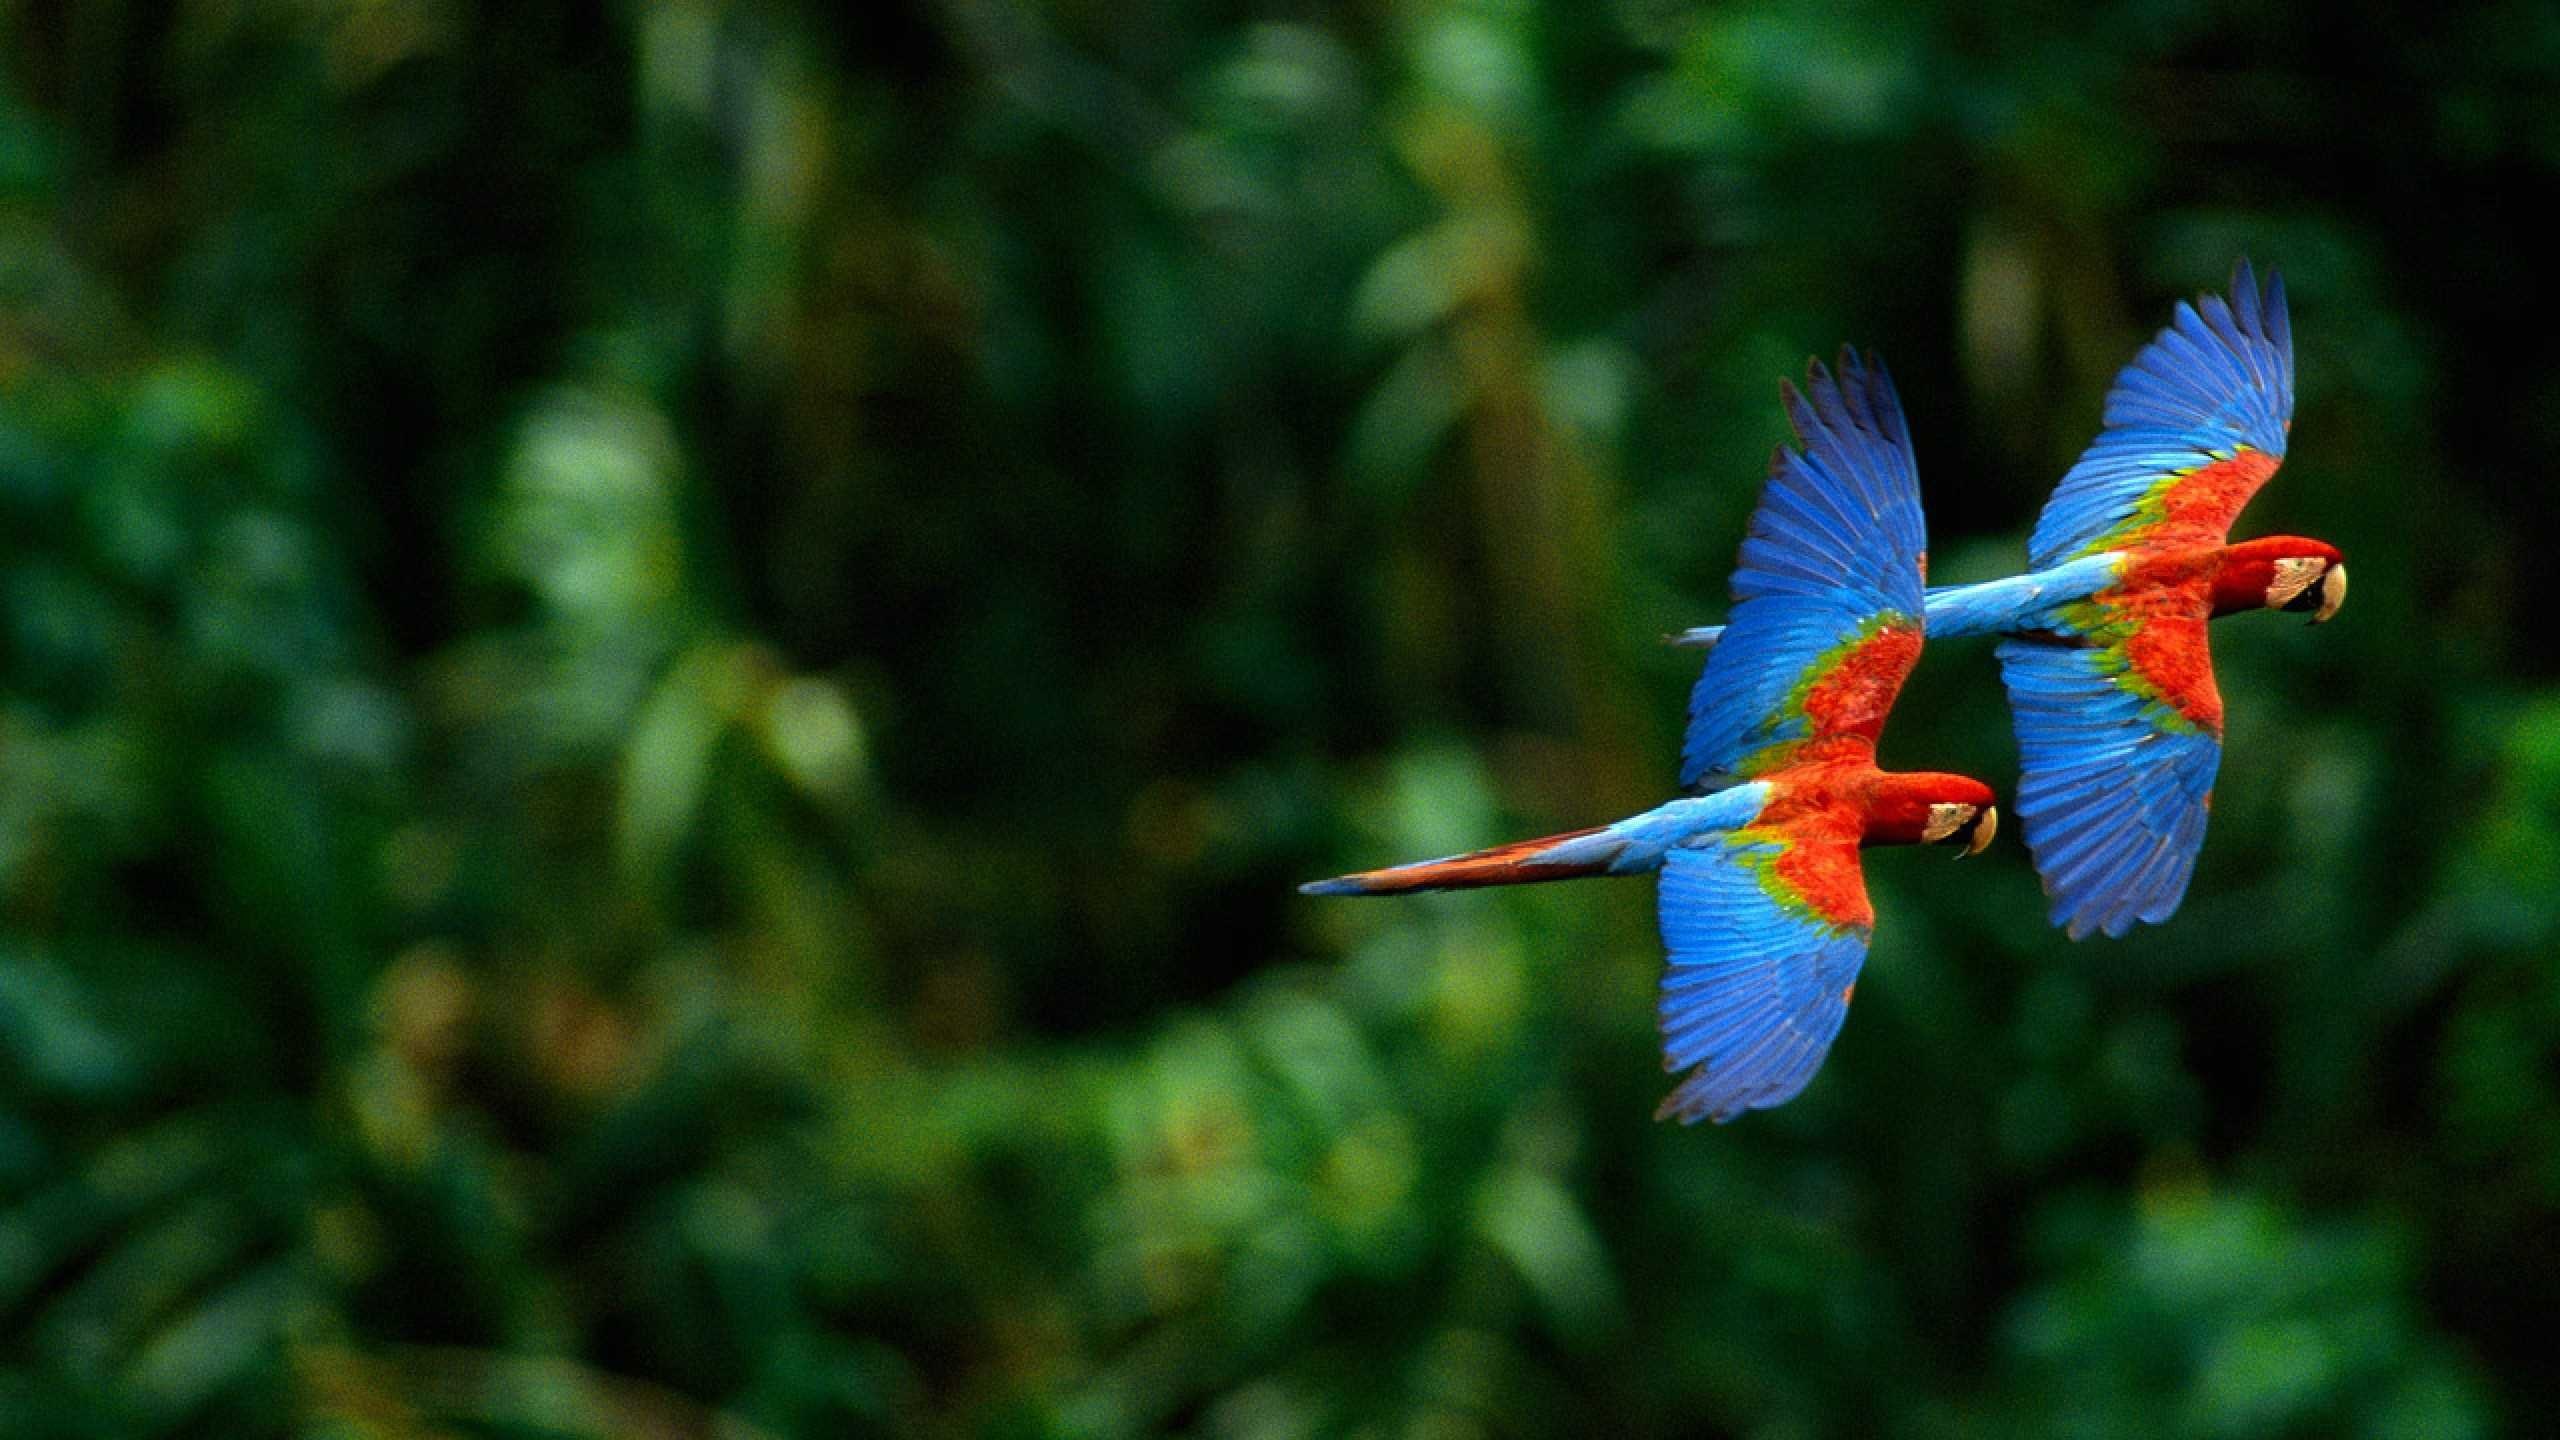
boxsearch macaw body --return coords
[1673,263,2344,938]
[1306,353,1997,1123]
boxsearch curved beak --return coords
[1960,805,1998,858]
[2310,563,2347,625]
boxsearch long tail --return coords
[1675,572,2121,654]
[1300,826,1624,895]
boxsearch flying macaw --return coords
[1669,263,2343,938]
[1304,352,1997,1123]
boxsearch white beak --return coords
[2311,564,2347,625]
[1960,805,1998,858]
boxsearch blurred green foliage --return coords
[2,0,2557,1435]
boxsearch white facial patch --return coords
[1922,803,1977,844]
[2266,556,2327,610]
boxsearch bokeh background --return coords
[4,1,2557,1435]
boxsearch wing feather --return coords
[1681,350,1928,788]
[2027,262,2294,569]
[1999,624,2224,938]
[1653,831,1871,1123]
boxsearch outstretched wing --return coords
[1998,612,2223,939]
[1681,350,1928,789]
[1654,820,1871,1123]
[2027,261,2294,570]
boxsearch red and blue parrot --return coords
[1304,352,1997,1123]
[1673,263,2343,938]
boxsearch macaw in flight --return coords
[1671,263,2343,938]
[1304,352,1997,1123]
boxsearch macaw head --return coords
[1871,774,1999,856]
[2217,537,2347,624]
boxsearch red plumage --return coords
[1744,763,1995,931]
[2131,448,2284,554]
[1799,622,1924,754]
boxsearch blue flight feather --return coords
[1680,349,1927,788]
[2026,261,2294,570]
[1653,841,1868,1123]
[1996,638,2223,939]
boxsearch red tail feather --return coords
[1301,826,1613,896]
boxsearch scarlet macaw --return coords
[1304,352,1997,1123]
[1671,263,2343,937]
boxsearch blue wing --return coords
[1653,838,1870,1124]
[1998,632,2223,939]
[2027,260,2294,569]
[1681,349,1929,788]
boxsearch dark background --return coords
[3,1,2556,1435]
